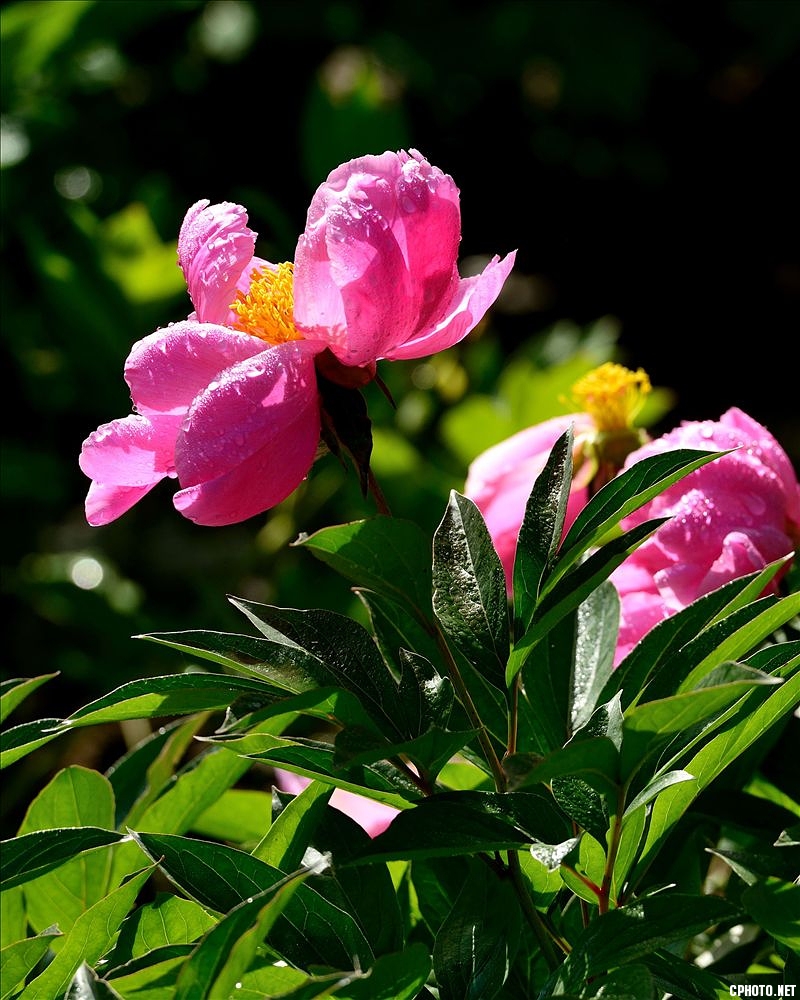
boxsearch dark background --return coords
[2,0,799,818]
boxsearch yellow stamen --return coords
[570,362,651,432]
[229,262,301,344]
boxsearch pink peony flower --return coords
[272,769,398,838]
[464,413,596,584]
[465,365,799,665]
[610,407,800,662]
[80,149,515,527]
[464,363,652,589]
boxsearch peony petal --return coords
[178,200,257,325]
[79,413,182,486]
[79,413,182,525]
[85,481,158,526]
[465,415,586,500]
[172,342,321,526]
[615,590,670,666]
[271,769,398,838]
[383,251,517,361]
[174,341,319,484]
[172,398,319,526]
[125,320,267,416]
[293,149,510,366]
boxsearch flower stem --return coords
[597,789,625,914]
[507,851,567,968]
[433,628,506,792]
[368,468,392,516]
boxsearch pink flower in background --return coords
[465,363,799,665]
[80,149,515,527]
[464,413,596,584]
[273,769,398,838]
[610,407,800,662]
[465,363,652,589]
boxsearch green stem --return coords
[507,674,520,756]
[367,467,392,516]
[598,788,626,914]
[433,628,506,792]
[507,851,567,968]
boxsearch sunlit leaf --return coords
[18,865,154,1000]
[0,673,59,725]
[0,927,62,1000]
[296,516,434,627]
[1,827,124,891]
[433,490,510,689]
[433,862,520,1000]
[512,425,572,638]
[131,831,374,971]
[545,893,739,994]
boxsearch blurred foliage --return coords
[2,0,799,827]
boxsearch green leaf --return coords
[676,593,800,693]
[741,878,800,949]
[0,887,25,949]
[559,833,605,904]
[331,724,474,785]
[555,448,725,584]
[207,735,416,810]
[130,831,374,971]
[329,943,432,999]
[504,737,618,796]
[0,827,124,890]
[104,947,190,996]
[17,766,116,935]
[104,893,216,970]
[620,664,781,778]
[137,628,360,701]
[0,717,63,769]
[192,788,274,846]
[395,649,454,740]
[507,518,665,683]
[639,594,800,704]
[581,963,657,1000]
[432,862,521,1000]
[547,893,739,994]
[107,742,261,891]
[631,665,800,886]
[227,601,412,740]
[552,777,609,845]
[296,516,434,628]
[707,843,800,886]
[571,582,619,731]
[355,588,444,681]
[253,780,333,871]
[623,770,695,816]
[173,858,326,1000]
[106,716,204,828]
[642,949,737,1000]
[0,673,59,725]
[432,490,510,689]
[18,864,154,1000]
[516,614,575,756]
[512,426,573,637]
[0,927,62,1000]
[352,791,569,863]
[63,672,280,727]
[283,798,405,959]
[605,561,791,710]
[65,963,126,999]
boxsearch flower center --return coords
[229,262,301,344]
[571,362,651,432]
